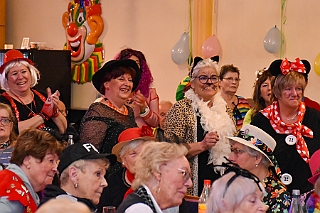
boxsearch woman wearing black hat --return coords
[40,143,116,212]
[80,59,140,157]
[251,58,320,194]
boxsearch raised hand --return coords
[201,131,219,150]
[133,90,147,113]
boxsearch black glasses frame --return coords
[195,75,218,84]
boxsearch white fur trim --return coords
[185,89,236,172]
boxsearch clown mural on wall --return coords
[62,0,104,83]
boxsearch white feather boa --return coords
[185,89,236,172]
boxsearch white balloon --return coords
[263,26,282,53]
[171,32,190,65]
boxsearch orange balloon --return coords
[314,53,320,76]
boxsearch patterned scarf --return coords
[261,101,313,163]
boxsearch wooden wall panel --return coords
[0,0,5,48]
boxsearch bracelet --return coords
[140,106,150,117]
[52,108,59,117]
[39,112,49,122]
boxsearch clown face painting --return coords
[62,0,104,83]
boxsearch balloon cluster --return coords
[171,33,221,65]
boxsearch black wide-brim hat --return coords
[92,59,141,94]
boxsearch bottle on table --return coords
[198,179,211,213]
[67,134,74,146]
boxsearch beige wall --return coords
[6,0,320,109]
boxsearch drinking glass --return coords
[103,206,116,213]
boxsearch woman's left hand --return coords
[133,90,147,113]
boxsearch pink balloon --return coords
[202,35,221,58]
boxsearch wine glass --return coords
[102,206,116,213]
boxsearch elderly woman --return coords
[0,103,17,169]
[228,124,291,213]
[97,125,155,210]
[115,48,160,128]
[0,49,67,135]
[117,141,192,212]
[243,69,274,125]
[207,168,268,213]
[41,142,116,212]
[0,128,62,213]
[251,58,320,194]
[219,64,251,130]
[80,59,140,156]
[165,57,236,196]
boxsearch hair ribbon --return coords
[280,58,306,75]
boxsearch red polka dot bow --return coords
[280,58,306,75]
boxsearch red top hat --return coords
[308,149,320,184]
[0,50,34,74]
[112,125,156,162]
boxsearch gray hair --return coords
[119,139,147,160]
[207,172,262,213]
[230,140,271,168]
[191,58,219,79]
[0,60,40,91]
[60,158,108,186]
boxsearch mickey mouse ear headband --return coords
[268,58,310,77]
[189,55,219,77]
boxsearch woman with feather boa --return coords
[165,57,236,196]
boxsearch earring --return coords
[27,165,30,169]
[106,86,110,90]
[74,183,78,188]
[155,180,161,193]
[255,164,258,167]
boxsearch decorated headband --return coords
[268,58,311,77]
[189,55,219,78]
[214,158,263,198]
[254,68,268,82]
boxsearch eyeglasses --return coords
[177,168,191,182]
[214,158,262,198]
[222,77,241,82]
[230,147,246,157]
[195,75,218,84]
[0,118,12,126]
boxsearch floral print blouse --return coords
[263,170,291,213]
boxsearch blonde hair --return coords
[0,60,40,91]
[273,71,306,100]
[132,142,188,189]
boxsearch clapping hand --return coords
[133,90,147,113]
[40,88,60,119]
